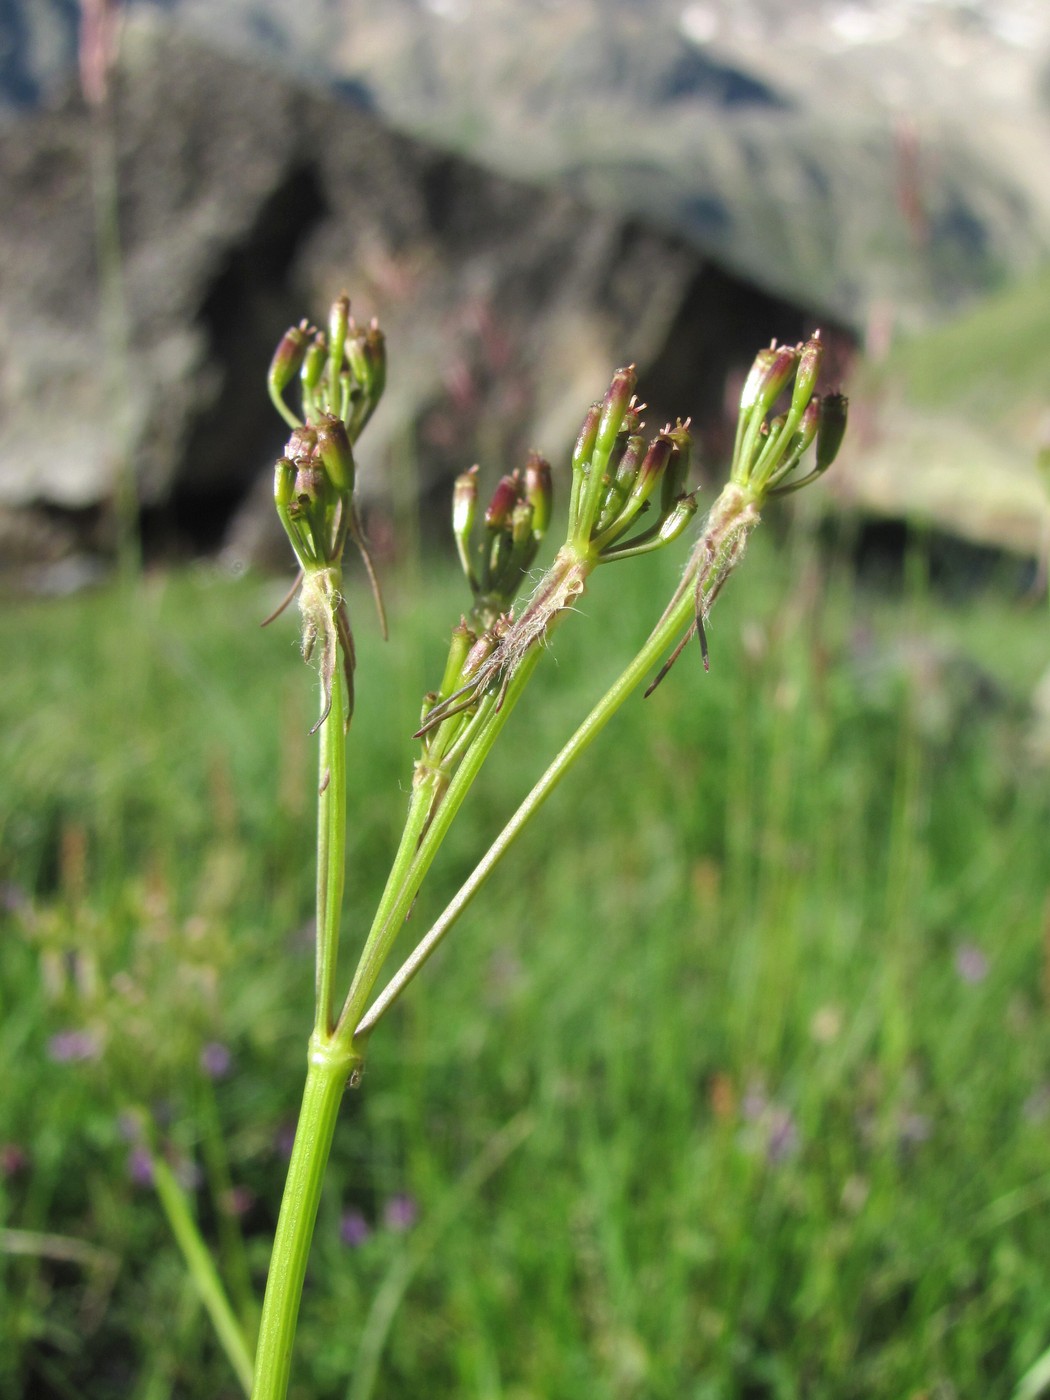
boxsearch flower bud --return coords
[294,462,328,508]
[596,434,645,531]
[453,466,478,543]
[740,343,797,420]
[316,415,355,493]
[524,453,553,539]
[791,332,823,416]
[572,403,601,476]
[595,367,637,462]
[286,425,318,462]
[788,395,821,460]
[661,421,693,514]
[347,321,387,405]
[268,322,309,397]
[657,490,699,544]
[439,621,476,699]
[364,321,387,402]
[484,474,521,531]
[620,432,673,517]
[328,294,350,377]
[816,394,849,472]
[509,498,535,557]
[274,456,297,510]
[301,340,327,397]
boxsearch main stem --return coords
[250,1036,360,1400]
[315,664,347,1035]
[253,653,352,1400]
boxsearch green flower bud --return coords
[524,453,553,539]
[347,319,387,422]
[274,456,297,510]
[316,415,355,494]
[510,497,534,552]
[816,393,849,472]
[787,395,821,461]
[661,420,693,514]
[791,332,823,417]
[453,466,478,544]
[328,294,350,380]
[752,344,799,419]
[439,621,476,699]
[301,340,327,398]
[595,367,637,462]
[657,490,699,543]
[364,321,387,402]
[572,403,601,476]
[268,322,310,398]
[596,434,646,532]
[620,431,672,517]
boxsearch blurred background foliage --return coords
[3,1,1050,1396]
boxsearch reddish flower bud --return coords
[595,367,637,462]
[484,474,521,531]
[791,332,823,415]
[286,426,318,462]
[524,453,553,539]
[268,322,309,397]
[316,415,355,493]
[572,403,601,476]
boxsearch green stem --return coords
[152,1156,254,1397]
[250,1036,361,1400]
[315,663,348,1036]
[336,651,543,1044]
[357,487,760,1034]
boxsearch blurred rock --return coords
[2,7,799,567]
[107,0,1050,327]
[3,0,1049,569]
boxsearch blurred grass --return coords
[1,523,1049,1399]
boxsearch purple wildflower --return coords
[128,1146,154,1187]
[47,1028,102,1063]
[220,1186,255,1218]
[340,1209,371,1247]
[0,1143,28,1177]
[384,1193,418,1232]
[766,1107,800,1163]
[200,1042,232,1079]
[955,943,989,984]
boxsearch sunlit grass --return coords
[1,527,1049,1398]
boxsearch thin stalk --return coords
[337,650,544,1044]
[357,487,759,1034]
[152,1156,254,1398]
[250,1036,361,1400]
[315,662,348,1035]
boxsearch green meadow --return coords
[2,521,1049,1398]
